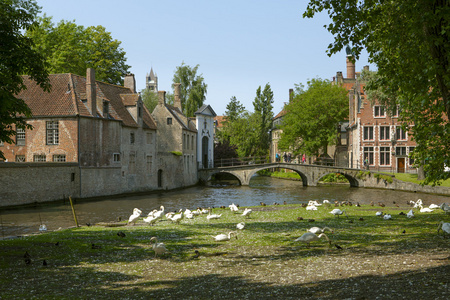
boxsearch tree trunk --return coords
[417,161,425,180]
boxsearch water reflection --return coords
[0,175,448,238]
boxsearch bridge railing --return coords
[214,156,268,167]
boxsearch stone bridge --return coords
[198,163,365,187]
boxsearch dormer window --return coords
[103,101,109,116]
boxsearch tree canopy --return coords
[26,15,130,85]
[0,0,50,159]
[278,79,348,156]
[140,88,159,113]
[252,84,274,157]
[304,0,450,184]
[172,62,207,117]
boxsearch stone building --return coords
[336,55,417,172]
[145,67,158,93]
[195,105,217,169]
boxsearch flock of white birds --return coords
[128,199,450,256]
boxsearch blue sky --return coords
[36,0,376,116]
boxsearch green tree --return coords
[140,88,159,113]
[172,62,207,117]
[278,79,348,156]
[0,0,50,159]
[253,84,274,157]
[304,0,449,184]
[26,15,130,85]
[216,96,245,143]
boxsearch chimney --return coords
[336,71,343,83]
[158,90,166,105]
[289,88,293,102]
[174,83,182,111]
[124,73,136,93]
[86,68,97,116]
[346,56,356,79]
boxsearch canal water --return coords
[1,175,449,238]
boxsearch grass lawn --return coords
[1,203,449,299]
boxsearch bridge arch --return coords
[313,169,360,187]
[245,166,309,186]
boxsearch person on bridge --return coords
[283,152,287,162]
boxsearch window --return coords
[53,154,66,162]
[130,132,135,144]
[15,155,26,162]
[187,134,190,149]
[146,155,152,173]
[357,94,362,113]
[364,147,374,165]
[379,126,390,141]
[374,106,386,117]
[103,101,109,116]
[146,132,153,144]
[167,117,172,125]
[191,136,194,150]
[46,121,59,145]
[379,147,390,165]
[363,126,374,140]
[16,128,26,146]
[33,154,46,162]
[392,106,401,117]
[396,126,407,140]
[396,147,407,156]
[409,147,415,165]
[113,153,121,162]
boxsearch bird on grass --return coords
[169,209,184,224]
[418,204,434,213]
[229,203,239,212]
[242,208,252,218]
[236,222,245,230]
[440,203,450,214]
[402,230,406,234]
[127,208,142,226]
[383,214,392,220]
[407,209,414,218]
[330,209,347,218]
[335,244,343,250]
[24,251,31,265]
[308,227,333,234]
[297,217,304,221]
[42,260,47,266]
[91,244,101,250]
[359,217,364,221]
[212,231,237,242]
[206,208,222,220]
[294,232,331,248]
[192,250,200,259]
[437,222,450,236]
[117,231,126,238]
[150,237,168,258]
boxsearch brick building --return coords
[336,55,417,173]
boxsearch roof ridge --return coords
[68,74,79,115]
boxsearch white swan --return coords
[413,199,423,208]
[418,204,434,213]
[236,222,245,230]
[128,208,142,225]
[306,205,318,211]
[308,200,322,207]
[153,206,164,219]
[169,209,184,223]
[383,214,392,220]
[294,232,331,247]
[229,203,239,212]
[429,204,440,209]
[437,221,450,236]
[242,208,252,218]
[308,227,333,234]
[212,231,237,241]
[150,237,167,257]
[147,209,157,217]
[206,208,222,220]
[143,215,158,225]
[376,211,383,216]
[406,209,414,218]
[330,209,346,217]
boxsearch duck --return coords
[242,208,252,218]
[406,209,414,218]
[236,222,245,230]
[330,208,346,218]
[308,227,333,234]
[437,221,450,236]
[418,204,434,213]
[212,231,237,241]
[294,232,331,247]
[229,203,239,212]
[128,208,142,225]
[150,237,168,257]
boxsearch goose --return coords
[242,208,252,218]
[128,208,142,225]
[294,232,331,247]
[437,222,450,236]
[429,204,440,209]
[150,237,168,257]
[418,204,434,213]
[229,203,239,212]
[383,214,392,220]
[440,202,450,214]
[330,209,347,218]
[236,222,245,230]
[406,209,414,218]
[212,231,237,241]
[308,227,333,234]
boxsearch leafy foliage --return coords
[303,0,450,185]
[172,62,207,117]
[278,79,348,156]
[0,0,50,159]
[252,83,274,157]
[26,15,130,85]
[140,88,159,113]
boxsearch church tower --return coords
[146,68,158,92]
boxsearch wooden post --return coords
[69,197,79,227]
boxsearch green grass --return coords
[1,203,448,298]
[384,172,450,187]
